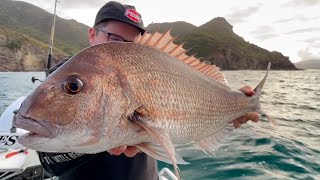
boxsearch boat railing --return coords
[158,167,178,180]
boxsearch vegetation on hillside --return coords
[146,21,196,36]
[0,0,89,55]
[149,17,296,70]
[0,27,67,56]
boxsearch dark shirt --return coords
[38,57,158,180]
[39,151,158,180]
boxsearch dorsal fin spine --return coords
[169,43,184,55]
[194,63,207,70]
[184,56,197,63]
[145,32,156,46]
[160,36,176,51]
[137,31,228,85]
[187,59,200,65]
[207,68,218,76]
[175,49,189,58]
[191,58,204,68]
[154,30,170,48]
[182,53,196,62]
[198,64,211,72]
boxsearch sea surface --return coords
[0,70,319,180]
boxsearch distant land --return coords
[294,59,320,69]
[147,18,297,70]
[0,0,297,71]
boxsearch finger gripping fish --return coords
[14,31,275,180]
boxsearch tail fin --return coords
[253,62,277,127]
[253,62,271,94]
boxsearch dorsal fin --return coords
[138,31,228,85]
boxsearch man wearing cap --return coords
[40,1,259,180]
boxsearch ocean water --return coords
[0,70,319,180]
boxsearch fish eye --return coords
[62,76,83,95]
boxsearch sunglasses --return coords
[95,27,133,42]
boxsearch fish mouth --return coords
[13,113,59,142]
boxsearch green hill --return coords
[0,0,89,55]
[174,17,296,70]
[146,21,196,36]
[145,17,296,70]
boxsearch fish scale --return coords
[113,44,253,143]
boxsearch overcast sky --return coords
[18,0,320,63]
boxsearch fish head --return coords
[14,45,136,153]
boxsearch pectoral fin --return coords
[129,108,183,180]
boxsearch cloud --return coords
[273,17,295,24]
[254,34,279,41]
[283,0,320,7]
[249,26,278,41]
[304,38,320,44]
[298,44,320,60]
[273,15,320,24]
[250,25,274,34]
[22,0,133,10]
[298,49,320,60]
[306,39,320,48]
[286,27,320,34]
[56,0,133,9]
[314,41,320,48]
[226,5,261,24]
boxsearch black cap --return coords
[94,1,145,35]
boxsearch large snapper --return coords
[14,31,275,179]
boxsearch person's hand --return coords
[232,86,260,128]
[108,146,140,157]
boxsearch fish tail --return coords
[252,62,277,127]
[253,62,271,95]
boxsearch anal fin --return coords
[195,123,234,154]
[136,143,189,165]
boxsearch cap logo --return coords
[125,9,141,23]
